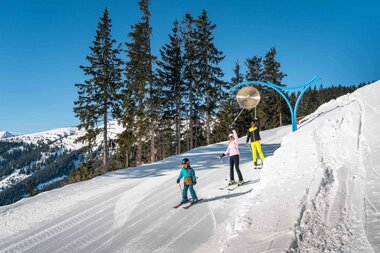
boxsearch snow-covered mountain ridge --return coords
[0,131,13,139]
[0,81,379,252]
[6,120,123,151]
[0,121,124,197]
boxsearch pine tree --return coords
[181,13,199,150]
[195,10,225,145]
[246,56,263,81]
[73,8,123,172]
[231,61,244,85]
[139,0,157,163]
[156,20,185,155]
[212,61,251,143]
[245,55,265,123]
[262,47,287,129]
[120,0,155,166]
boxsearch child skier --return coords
[219,129,245,186]
[246,118,265,168]
[176,158,198,204]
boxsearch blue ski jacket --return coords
[177,166,197,184]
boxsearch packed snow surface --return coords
[0,81,379,252]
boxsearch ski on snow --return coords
[182,198,204,209]
[219,183,236,190]
[173,198,192,208]
[225,180,252,191]
[219,179,237,190]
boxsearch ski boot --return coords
[228,180,236,186]
[257,159,263,169]
[180,199,190,204]
[191,198,198,204]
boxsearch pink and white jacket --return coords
[224,130,240,156]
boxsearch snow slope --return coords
[0,81,379,252]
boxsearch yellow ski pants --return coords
[251,141,265,162]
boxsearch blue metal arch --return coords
[229,75,321,131]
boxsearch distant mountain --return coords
[7,121,123,151]
[0,131,14,138]
[0,121,124,206]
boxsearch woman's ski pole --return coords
[220,157,224,166]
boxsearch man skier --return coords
[246,118,265,168]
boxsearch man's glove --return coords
[219,153,226,159]
[176,179,180,184]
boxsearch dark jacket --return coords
[246,119,261,142]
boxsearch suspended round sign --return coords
[236,86,261,110]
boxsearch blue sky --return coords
[0,0,379,133]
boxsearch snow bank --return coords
[214,81,380,252]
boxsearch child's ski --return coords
[183,198,203,209]
[173,198,192,208]
[227,180,252,191]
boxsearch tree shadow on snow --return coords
[104,142,282,180]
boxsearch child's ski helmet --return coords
[182,158,190,165]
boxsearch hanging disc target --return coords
[236,86,261,110]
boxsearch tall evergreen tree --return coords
[212,61,249,143]
[262,47,287,129]
[246,56,263,81]
[73,8,123,172]
[156,20,185,155]
[139,0,157,163]
[245,55,265,122]
[181,13,199,150]
[231,61,244,85]
[195,10,225,145]
[120,0,155,166]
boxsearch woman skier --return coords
[220,129,245,186]
[176,158,198,204]
[246,118,265,168]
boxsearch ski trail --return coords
[154,213,210,253]
[0,189,128,253]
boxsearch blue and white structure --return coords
[229,75,321,131]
